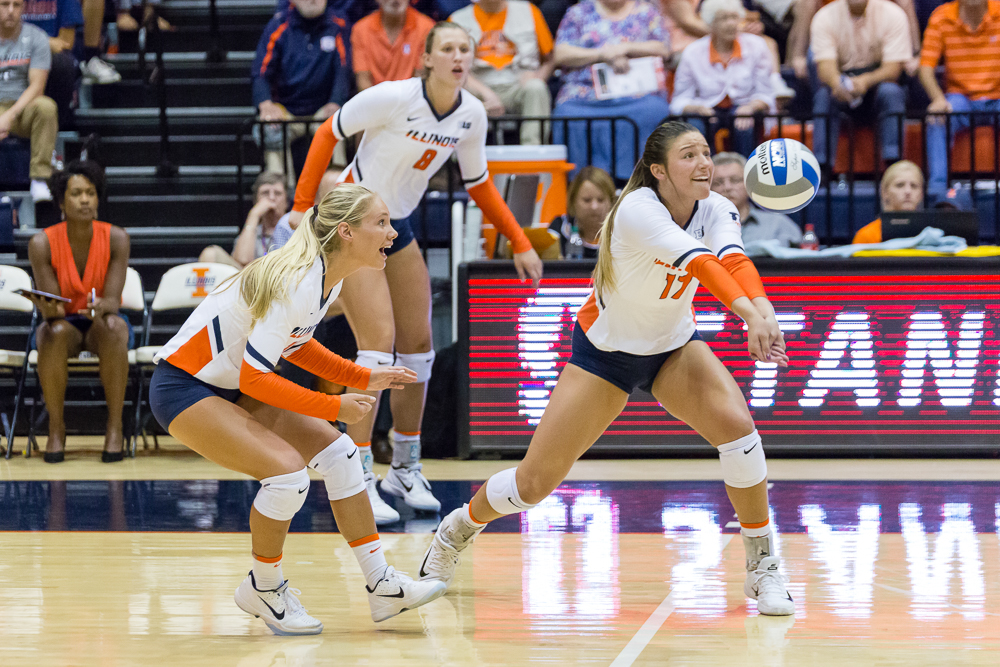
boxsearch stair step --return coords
[74,106,255,136]
[93,134,260,167]
[104,194,244,227]
[117,25,263,55]
[87,78,249,109]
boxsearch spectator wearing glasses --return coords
[670,0,777,157]
[711,151,802,251]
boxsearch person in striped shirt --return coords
[919,0,1000,196]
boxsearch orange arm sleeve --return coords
[292,117,339,212]
[239,361,342,420]
[720,253,767,300]
[686,254,748,309]
[284,338,371,389]
[467,179,533,254]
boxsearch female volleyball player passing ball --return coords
[420,122,796,616]
[282,22,543,522]
[148,186,447,636]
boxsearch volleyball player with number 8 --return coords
[285,22,543,523]
[419,121,796,616]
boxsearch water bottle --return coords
[800,223,819,251]
[566,226,584,259]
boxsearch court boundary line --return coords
[609,535,735,666]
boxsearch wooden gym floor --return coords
[3,436,1000,666]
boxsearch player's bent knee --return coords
[486,467,539,515]
[717,430,767,489]
[253,467,311,521]
[395,350,435,383]
[308,433,365,501]
[355,350,395,371]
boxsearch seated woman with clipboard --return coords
[24,161,132,463]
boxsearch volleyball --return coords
[743,138,821,213]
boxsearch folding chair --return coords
[22,267,146,457]
[132,262,240,455]
[0,265,35,459]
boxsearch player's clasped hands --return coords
[367,366,419,391]
[338,393,377,424]
[746,314,789,367]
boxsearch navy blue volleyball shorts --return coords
[149,360,241,431]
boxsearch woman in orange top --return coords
[852,159,923,244]
[26,161,132,463]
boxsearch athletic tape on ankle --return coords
[355,350,395,370]
[395,350,435,383]
[309,433,365,501]
[485,467,536,516]
[717,430,767,489]
[254,468,311,521]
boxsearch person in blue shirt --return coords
[20,0,82,126]
[251,0,352,182]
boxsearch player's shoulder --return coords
[457,88,488,120]
[620,186,666,213]
[700,191,740,219]
[616,187,672,226]
[366,78,422,103]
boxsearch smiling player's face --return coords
[661,132,714,200]
[424,28,473,89]
[351,197,396,270]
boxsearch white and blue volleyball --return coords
[743,139,821,213]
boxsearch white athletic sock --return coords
[349,533,390,588]
[391,430,420,467]
[252,552,284,590]
[357,442,374,475]
[740,519,774,570]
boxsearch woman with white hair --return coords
[669,0,777,157]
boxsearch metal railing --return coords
[136,3,175,177]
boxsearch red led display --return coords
[459,267,1000,454]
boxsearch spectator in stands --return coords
[670,0,777,157]
[0,0,57,202]
[551,0,672,179]
[21,0,82,126]
[548,166,615,258]
[78,0,120,84]
[449,0,556,145]
[919,0,1000,197]
[199,172,287,268]
[251,0,351,181]
[116,0,172,33]
[25,161,131,463]
[852,158,922,242]
[711,151,802,250]
[810,0,910,174]
[352,0,434,90]
[787,0,921,80]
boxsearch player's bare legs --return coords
[239,396,446,620]
[337,269,400,524]
[468,364,630,523]
[649,340,793,615]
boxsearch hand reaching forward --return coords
[367,366,419,391]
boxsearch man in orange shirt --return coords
[351,0,435,91]
[919,0,1000,196]
[449,0,555,145]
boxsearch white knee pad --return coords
[485,467,537,516]
[355,349,395,370]
[395,350,435,383]
[717,430,767,489]
[254,468,311,521]
[308,433,365,501]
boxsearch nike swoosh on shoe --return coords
[258,596,285,620]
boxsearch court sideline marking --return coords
[610,535,735,666]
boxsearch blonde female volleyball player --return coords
[283,22,544,522]
[148,186,447,636]
[419,121,796,616]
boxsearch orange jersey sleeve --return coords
[293,117,339,213]
[686,254,748,309]
[239,360,343,420]
[284,338,371,389]
[720,253,767,300]
[466,179,533,254]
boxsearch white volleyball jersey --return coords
[329,78,490,219]
[155,257,342,389]
[577,189,745,355]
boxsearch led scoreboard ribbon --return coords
[458,261,1000,455]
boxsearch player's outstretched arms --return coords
[730,296,787,366]
[339,393,376,424]
[367,366,418,391]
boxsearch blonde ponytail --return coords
[592,120,703,301]
[226,184,376,328]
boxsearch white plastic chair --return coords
[133,262,240,451]
[23,267,146,457]
[0,265,34,458]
